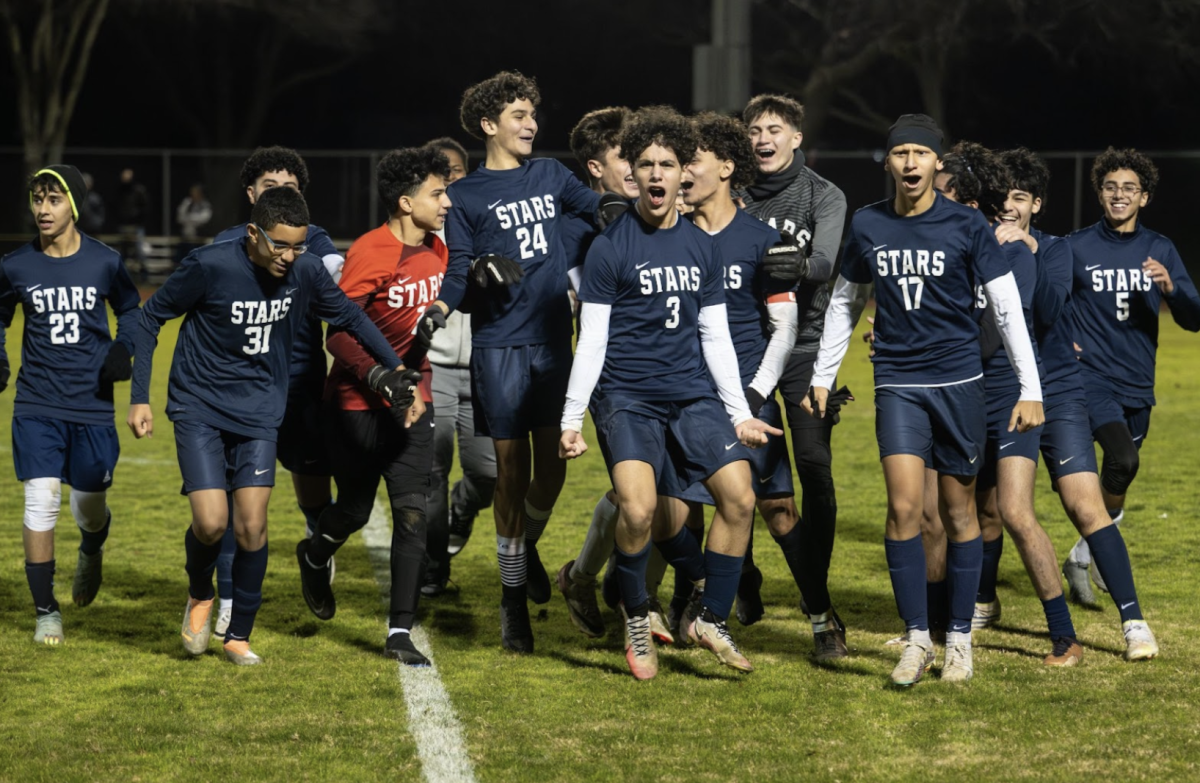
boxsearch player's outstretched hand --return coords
[1008,400,1045,433]
[762,231,808,283]
[470,254,524,288]
[735,417,783,449]
[800,385,830,419]
[559,429,588,459]
[417,306,447,349]
[1143,256,1174,294]
[127,403,153,439]
[824,385,855,424]
[994,222,1038,253]
[100,341,133,383]
[367,366,422,411]
[863,315,876,357]
[596,192,630,230]
[403,395,426,429]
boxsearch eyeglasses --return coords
[1101,184,1142,198]
[252,224,307,255]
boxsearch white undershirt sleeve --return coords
[560,302,611,432]
[982,271,1043,402]
[811,276,871,389]
[699,303,753,426]
[322,253,345,282]
[747,300,799,399]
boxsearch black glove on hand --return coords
[744,386,766,418]
[99,341,133,383]
[366,366,422,412]
[470,254,524,288]
[763,231,809,283]
[417,307,447,350]
[824,385,855,424]
[596,192,630,230]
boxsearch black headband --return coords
[887,114,944,157]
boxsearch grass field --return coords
[1,309,1199,783]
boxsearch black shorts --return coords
[277,384,330,476]
[324,404,435,501]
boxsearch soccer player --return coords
[560,106,782,680]
[421,71,601,653]
[1062,148,1200,608]
[740,94,850,652]
[209,146,346,634]
[0,165,140,645]
[128,186,406,665]
[296,147,448,664]
[804,114,1043,686]
[420,136,497,598]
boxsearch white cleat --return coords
[1122,620,1159,661]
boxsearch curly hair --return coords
[459,71,541,141]
[941,141,1010,220]
[240,146,310,192]
[425,136,469,166]
[1091,147,1158,199]
[743,93,805,132]
[377,147,453,216]
[617,106,698,166]
[999,147,1050,205]
[250,184,309,230]
[692,112,758,191]
[570,106,631,170]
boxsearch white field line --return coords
[362,497,477,783]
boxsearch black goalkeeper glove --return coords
[417,307,447,350]
[763,231,809,283]
[744,386,767,418]
[470,254,524,288]
[823,385,855,424]
[366,366,422,412]
[596,192,630,230]
[99,341,133,383]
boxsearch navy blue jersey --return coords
[561,211,599,280]
[701,209,791,383]
[0,234,141,425]
[130,240,400,441]
[215,223,339,389]
[1030,229,1085,403]
[1068,220,1200,406]
[441,158,601,348]
[578,211,725,400]
[840,195,1012,386]
[978,240,1040,401]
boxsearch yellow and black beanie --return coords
[29,164,88,222]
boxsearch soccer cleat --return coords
[296,539,336,620]
[666,596,688,642]
[1044,636,1084,667]
[812,609,849,662]
[214,603,232,636]
[1063,559,1097,606]
[556,560,605,638]
[677,583,706,648]
[942,638,974,682]
[386,633,431,667]
[647,597,674,645]
[72,548,104,607]
[526,542,552,605]
[420,563,450,598]
[689,608,753,672]
[181,597,213,655]
[223,639,262,666]
[34,611,64,646]
[734,562,765,626]
[1089,559,1110,594]
[500,597,534,654]
[622,606,658,680]
[971,598,1001,630]
[446,508,474,557]
[890,639,935,686]
[1122,620,1159,661]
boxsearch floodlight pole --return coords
[692,0,751,113]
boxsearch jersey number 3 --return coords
[243,324,273,355]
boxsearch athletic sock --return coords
[523,500,551,546]
[1108,507,1124,525]
[654,526,706,585]
[700,550,743,621]
[224,544,268,643]
[78,510,111,556]
[185,527,222,601]
[1067,537,1091,567]
[614,541,652,610]
[216,525,236,601]
[299,501,330,540]
[388,627,410,637]
[497,534,527,602]
[977,534,1004,603]
[645,546,668,594]
[946,536,984,635]
[926,580,949,633]
[25,560,59,615]
[885,535,928,632]
[570,494,619,585]
[389,504,426,630]
[742,528,755,570]
[770,523,811,606]
[1041,594,1076,640]
[219,597,233,615]
[1086,525,1142,622]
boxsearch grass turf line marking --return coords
[362,497,477,783]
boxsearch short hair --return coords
[618,106,698,166]
[459,71,541,141]
[425,136,469,166]
[692,112,758,191]
[377,147,453,215]
[241,146,310,192]
[1091,147,1158,198]
[941,141,1010,220]
[570,106,632,169]
[251,184,309,230]
[999,147,1051,210]
[28,171,68,197]
[743,94,805,132]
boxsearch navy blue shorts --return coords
[875,380,986,476]
[174,418,277,494]
[976,386,1043,490]
[1040,396,1100,482]
[1083,385,1151,449]
[470,340,572,439]
[277,385,330,476]
[12,416,118,491]
[665,395,793,503]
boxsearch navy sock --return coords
[771,523,811,606]
[184,527,222,601]
[926,580,949,632]
[700,550,743,621]
[885,536,928,632]
[299,501,330,539]
[976,534,1003,603]
[216,525,236,601]
[614,541,652,612]
[225,544,268,643]
[1086,525,1142,622]
[25,560,59,615]
[654,526,706,585]
[1042,594,1076,640]
[78,511,111,556]
[743,528,756,570]
[946,536,983,635]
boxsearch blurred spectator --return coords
[117,168,149,281]
[79,172,106,234]
[175,183,212,263]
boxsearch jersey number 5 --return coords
[244,324,273,355]
[48,312,80,344]
[517,223,548,260]
[1116,291,1130,321]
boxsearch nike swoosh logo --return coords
[488,199,503,210]
[286,288,298,295]
[254,468,270,476]
[873,244,887,251]
[759,474,774,484]
[37,605,53,613]
[27,284,41,291]
[1086,264,1101,271]
[1059,456,1075,465]
[396,277,411,285]
[999,442,1015,450]
[724,443,738,451]
[303,458,318,465]
[635,261,650,269]
[1120,601,1136,610]
[1132,435,1144,442]
[969,456,978,464]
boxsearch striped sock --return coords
[523,501,551,546]
[497,534,527,592]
